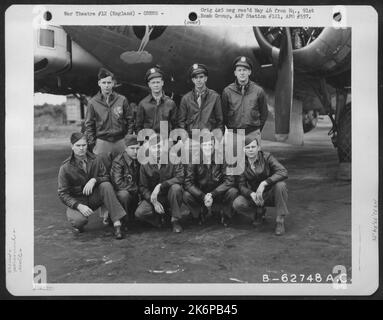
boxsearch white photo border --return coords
[4,4,379,296]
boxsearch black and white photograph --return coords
[4,5,379,296]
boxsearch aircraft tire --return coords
[337,102,351,163]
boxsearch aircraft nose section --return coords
[34,26,72,78]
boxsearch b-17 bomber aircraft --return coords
[34,24,351,178]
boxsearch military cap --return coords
[245,130,261,147]
[70,132,86,145]
[145,67,164,82]
[189,63,208,78]
[233,56,253,70]
[98,67,114,80]
[124,134,139,147]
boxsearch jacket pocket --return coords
[227,109,235,117]
[161,108,170,119]
[72,186,83,196]
[243,107,260,126]
[208,115,217,127]
[197,165,206,177]
[226,110,235,125]
[110,99,124,121]
[212,168,223,182]
[143,114,154,128]
[250,108,260,119]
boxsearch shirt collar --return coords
[71,152,89,166]
[193,87,208,98]
[235,80,250,92]
[200,151,216,164]
[99,91,115,102]
[123,151,134,165]
[247,155,259,166]
[150,92,164,104]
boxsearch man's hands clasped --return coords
[250,181,267,206]
[151,184,165,214]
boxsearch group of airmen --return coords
[57,56,289,240]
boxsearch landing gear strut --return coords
[328,90,351,180]
[337,102,351,163]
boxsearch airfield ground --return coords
[34,118,351,284]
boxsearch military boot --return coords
[252,207,266,227]
[172,220,183,233]
[114,225,123,240]
[275,216,285,236]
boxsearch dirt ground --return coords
[34,118,351,284]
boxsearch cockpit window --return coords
[39,29,54,48]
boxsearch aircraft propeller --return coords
[274,27,294,141]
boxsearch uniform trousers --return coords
[183,187,239,219]
[233,181,289,220]
[135,184,189,227]
[93,138,125,156]
[92,138,125,220]
[66,182,126,229]
[116,190,139,221]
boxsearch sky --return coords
[34,93,67,105]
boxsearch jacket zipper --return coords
[106,94,113,134]
[69,161,88,185]
[240,87,245,127]
[153,99,159,129]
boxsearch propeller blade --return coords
[274,27,294,141]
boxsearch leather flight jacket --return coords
[110,151,140,193]
[178,88,225,137]
[85,91,133,146]
[238,151,288,199]
[57,151,109,209]
[136,93,178,134]
[139,162,184,202]
[185,160,235,200]
[222,80,269,133]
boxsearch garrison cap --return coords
[70,132,86,145]
[224,130,260,153]
[145,67,164,82]
[124,134,139,147]
[98,67,115,80]
[189,63,208,78]
[233,56,253,71]
[245,130,261,147]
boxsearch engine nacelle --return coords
[34,25,102,80]
[253,27,351,77]
[34,25,71,78]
